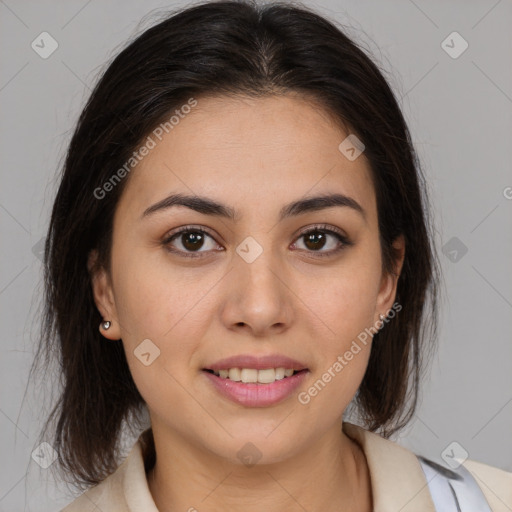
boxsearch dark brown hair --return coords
[30,0,441,490]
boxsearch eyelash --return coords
[161,223,353,260]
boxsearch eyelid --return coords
[163,224,216,240]
[294,223,348,240]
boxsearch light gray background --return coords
[1,0,511,510]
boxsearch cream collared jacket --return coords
[61,422,512,511]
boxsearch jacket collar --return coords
[342,422,435,511]
[119,422,435,512]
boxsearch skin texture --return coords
[89,93,405,512]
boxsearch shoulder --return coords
[59,445,135,512]
[60,479,121,512]
[463,458,512,511]
[60,475,126,512]
[59,432,159,512]
[343,422,512,511]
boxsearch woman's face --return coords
[90,93,404,465]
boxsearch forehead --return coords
[116,93,377,224]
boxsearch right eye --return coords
[162,226,222,258]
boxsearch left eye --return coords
[162,225,351,259]
[292,228,349,255]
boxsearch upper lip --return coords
[204,354,308,371]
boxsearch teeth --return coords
[228,368,241,381]
[211,367,299,384]
[241,368,258,383]
[275,368,285,380]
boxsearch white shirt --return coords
[60,422,512,511]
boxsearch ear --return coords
[374,234,405,324]
[87,249,122,340]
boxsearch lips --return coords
[202,368,309,407]
[203,353,308,372]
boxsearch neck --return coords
[146,420,372,512]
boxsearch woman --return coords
[33,1,511,510]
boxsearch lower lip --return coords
[202,370,309,407]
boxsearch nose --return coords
[220,241,294,337]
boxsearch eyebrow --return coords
[141,192,366,223]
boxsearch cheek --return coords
[117,279,199,421]
[112,249,214,393]
[299,262,380,344]
[112,244,206,342]
[296,338,371,432]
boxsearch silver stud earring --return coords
[101,320,111,330]
[379,314,386,322]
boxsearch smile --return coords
[202,368,309,407]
